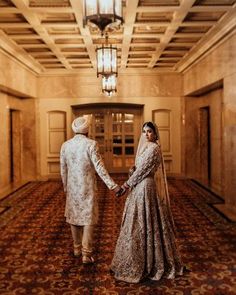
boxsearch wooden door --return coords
[73,104,143,172]
[199,106,211,185]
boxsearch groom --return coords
[60,115,120,264]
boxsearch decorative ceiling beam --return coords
[69,0,97,70]
[128,51,156,54]
[136,6,180,12]
[133,22,170,27]
[8,34,42,39]
[148,0,197,68]
[174,33,204,38]
[0,8,19,13]
[46,34,83,39]
[0,30,44,73]
[120,0,139,69]
[162,50,189,54]
[190,6,232,12]
[56,44,87,48]
[29,7,74,13]
[21,44,48,48]
[11,0,72,70]
[40,23,79,27]
[176,6,236,72]
[133,21,217,27]
[0,23,32,28]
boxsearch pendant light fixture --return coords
[96,43,118,78]
[96,35,118,78]
[83,0,123,35]
[102,75,117,96]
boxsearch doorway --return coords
[199,106,211,185]
[72,103,143,172]
[9,109,22,183]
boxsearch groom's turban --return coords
[71,116,90,134]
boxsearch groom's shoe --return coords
[82,255,95,264]
[82,248,94,264]
[73,244,81,257]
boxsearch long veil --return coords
[136,124,176,233]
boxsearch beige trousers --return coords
[70,224,94,256]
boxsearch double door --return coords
[73,105,142,172]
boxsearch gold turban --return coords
[72,116,90,134]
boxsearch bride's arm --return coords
[126,144,161,188]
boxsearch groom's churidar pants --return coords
[70,224,94,255]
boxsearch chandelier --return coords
[102,75,117,96]
[96,44,117,78]
[83,0,123,35]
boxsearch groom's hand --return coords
[113,185,121,194]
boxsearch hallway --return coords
[0,176,235,295]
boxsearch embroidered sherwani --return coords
[111,142,183,283]
[60,134,117,226]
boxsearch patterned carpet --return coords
[0,176,236,295]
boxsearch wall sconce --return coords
[83,0,124,35]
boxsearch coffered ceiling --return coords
[0,0,235,75]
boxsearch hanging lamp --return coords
[102,75,117,96]
[96,41,118,77]
[83,0,123,35]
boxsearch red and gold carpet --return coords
[0,177,236,294]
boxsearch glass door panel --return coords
[125,135,134,144]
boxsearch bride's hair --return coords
[142,121,159,139]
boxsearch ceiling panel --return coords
[0,0,235,74]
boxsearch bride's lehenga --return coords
[111,142,183,283]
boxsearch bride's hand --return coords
[128,166,136,177]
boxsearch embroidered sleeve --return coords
[90,141,117,190]
[60,143,67,192]
[126,144,161,188]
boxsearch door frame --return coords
[71,103,144,173]
[9,109,22,184]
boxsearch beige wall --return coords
[0,93,37,190]
[223,73,236,207]
[0,50,37,192]
[38,73,182,99]
[0,49,37,98]
[185,89,223,195]
[183,33,236,96]
[183,32,236,216]
[37,73,182,178]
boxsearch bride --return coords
[111,121,184,283]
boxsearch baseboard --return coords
[190,179,224,201]
[0,181,30,201]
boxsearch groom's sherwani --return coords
[60,134,116,225]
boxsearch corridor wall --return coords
[183,32,236,219]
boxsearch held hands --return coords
[113,185,125,197]
[115,182,130,197]
[113,185,121,194]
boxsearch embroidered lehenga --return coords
[111,128,183,283]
